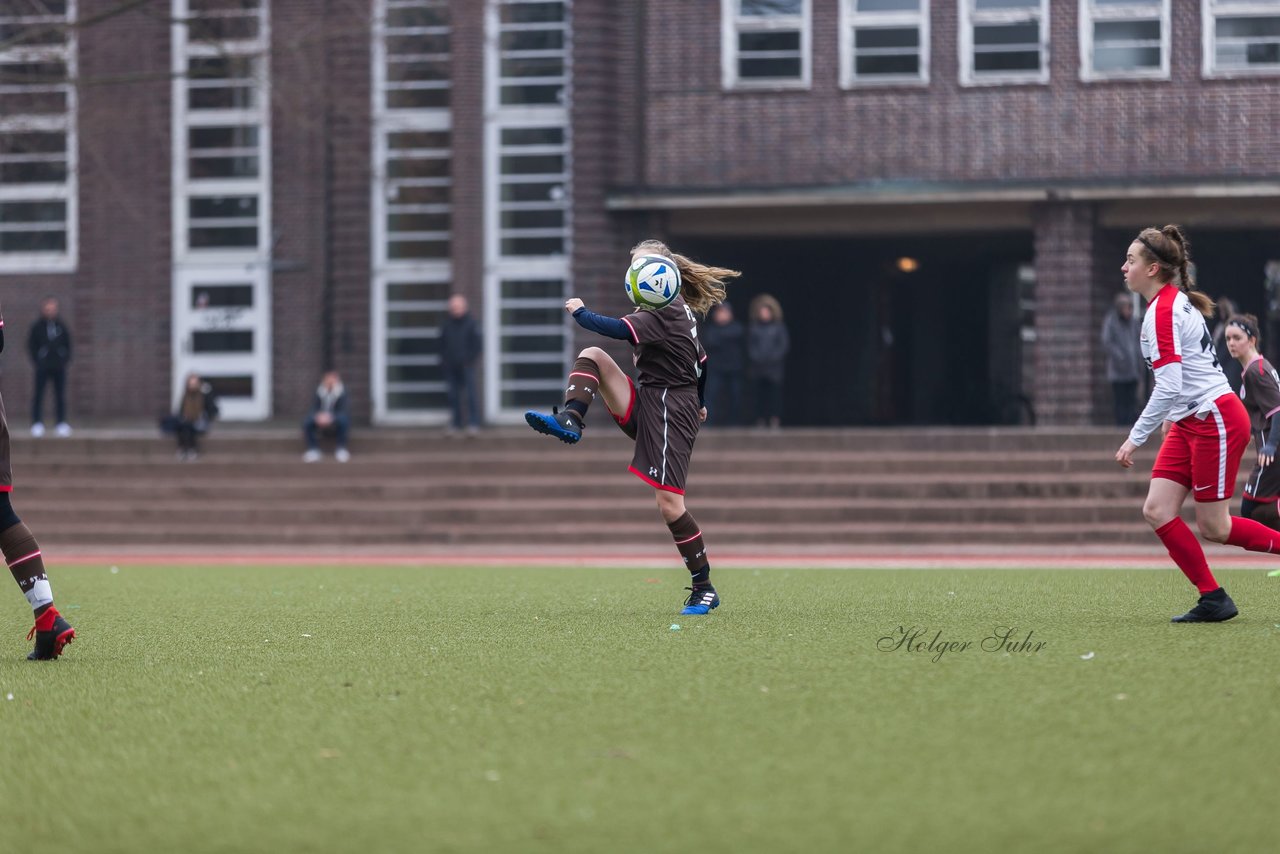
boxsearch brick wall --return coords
[0,5,173,425]
[324,0,375,424]
[1031,202,1103,424]
[632,1,1280,191]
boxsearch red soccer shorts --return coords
[1152,392,1251,502]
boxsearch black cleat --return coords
[524,406,583,444]
[27,612,76,660]
[1171,587,1239,623]
[681,584,720,615]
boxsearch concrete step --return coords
[8,424,1135,456]
[17,496,1162,527]
[11,472,1165,501]
[7,426,1199,549]
[31,519,1163,547]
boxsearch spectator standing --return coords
[701,302,746,426]
[302,371,351,462]
[1101,292,1144,426]
[440,294,483,436]
[27,297,72,437]
[747,294,789,430]
[161,373,219,460]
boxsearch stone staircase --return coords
[7,423,1190,551]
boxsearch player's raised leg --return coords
[525,346,632,444]
[0,494,75,659]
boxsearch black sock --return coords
[564,357,600,419]
[667,511,710,586]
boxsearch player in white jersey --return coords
[1115,225,1280,622]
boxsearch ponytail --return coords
[1137,225,1214,317]
[631,239,741,315]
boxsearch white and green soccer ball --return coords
[624,254,681,309]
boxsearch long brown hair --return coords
[1134,224,1213,317]
[631,239,740,315]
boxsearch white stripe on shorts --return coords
[660,389,669,485]
[1209,400,1227,499]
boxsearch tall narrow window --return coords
[177,1,270,256]
[0,0,77,271]
[486,1,573,418]
[497,126,568,257]
[1204,0,1280,76]
[372,0,453,421]
[722,0,811,89]
[842,0,929,87]
[960,0,1049,85]
[497,0,569,104]
[172,1,273,419]
[1081,0,1169,80]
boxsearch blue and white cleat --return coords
[681,585,720,615]
[524,407,583,444]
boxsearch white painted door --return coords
[172,265,272,420]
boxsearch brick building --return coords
[1,0,1278,428]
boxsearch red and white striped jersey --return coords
[1129,284,1232,446]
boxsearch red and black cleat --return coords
[27,610,76,660]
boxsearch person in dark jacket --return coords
[701,302,746,426]
[302,371,351,462]
[747,293,790,429]
[161,372,219,461]
[27,297,72,437]
[440,294,483,435]
[1101,292,1144,426]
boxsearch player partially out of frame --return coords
[524,240,741,615]
[1223,314,1280,531]
[0,301,76,659]
[1115,225,1280,622]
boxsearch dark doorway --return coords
[677,234,1034,426]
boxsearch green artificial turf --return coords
[1,565,1276,854]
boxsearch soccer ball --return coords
[624,254,681,309]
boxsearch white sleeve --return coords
[1128,360,1182,446]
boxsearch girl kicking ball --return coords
[525,240,740,615]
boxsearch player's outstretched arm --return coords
[567,299,630,341]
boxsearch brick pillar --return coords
[450,0,485,310]
[572,0,629,320]
[1031,202,1111,425]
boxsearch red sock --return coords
[1225,516,1280,555]
[1154,518,1219,593]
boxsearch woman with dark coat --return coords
[747,293,789,429]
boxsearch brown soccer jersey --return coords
[1240,356,1280,501]
[620,296,707,389]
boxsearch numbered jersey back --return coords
[622,295,707,389]
[1140,284,1232,417]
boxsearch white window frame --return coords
[371,0,453,424]
[722,0,812,90]
[840,0,930,88]
[484,1,574,423]
[172,0,273,420]
[1080,0,1170,81]
[0,0,78,273]
[959,0,1050,86]
[1203,0,1280,78]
